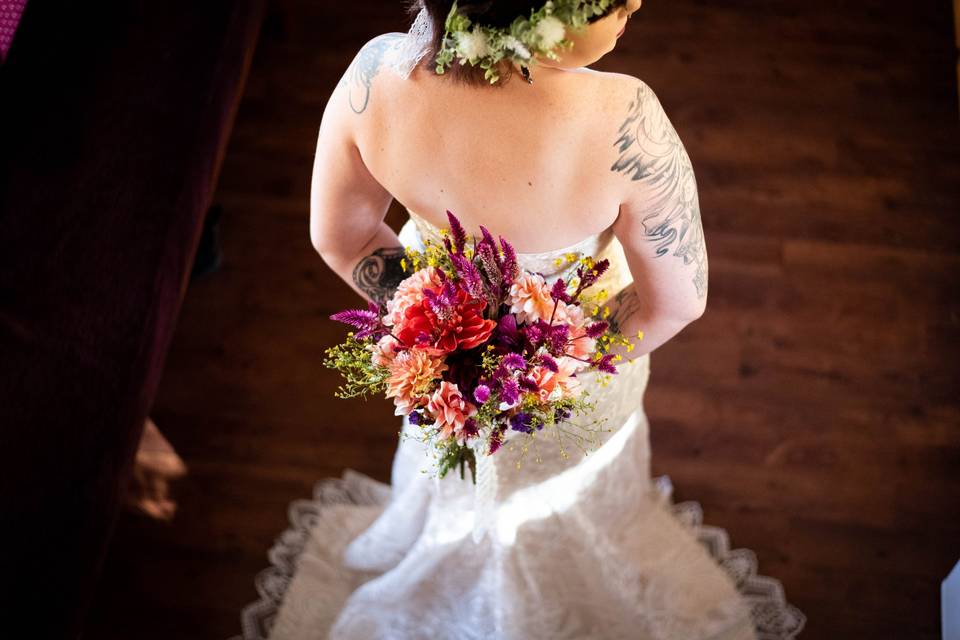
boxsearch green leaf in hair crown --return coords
[434,0,617,84]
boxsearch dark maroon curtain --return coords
[0,1,266,636]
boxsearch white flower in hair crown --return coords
[435,0,616,84]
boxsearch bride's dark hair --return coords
[408,0,624,87]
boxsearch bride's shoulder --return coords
[576,69,665,115]
[329,33,408,116]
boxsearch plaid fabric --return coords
[0,0,28,61]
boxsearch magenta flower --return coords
[330,300,385,339]
[445,210,469,254]
[473,384,491,404]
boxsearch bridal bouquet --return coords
[324,211,643,483]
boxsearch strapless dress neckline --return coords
[400,206,635,295]
[404,208,613,258]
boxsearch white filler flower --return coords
[502,35,532,60]
[455,28,492,62]
[534,16,566,49]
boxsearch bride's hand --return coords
[123,417,188,522]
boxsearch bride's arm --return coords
[604,77,709,360]
[310,35,406,306]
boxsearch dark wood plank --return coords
[84,0,960,638]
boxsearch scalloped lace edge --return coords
[230,469,807,640]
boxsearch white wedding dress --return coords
[232,208,807,640]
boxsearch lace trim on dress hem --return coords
[229,469,807,640]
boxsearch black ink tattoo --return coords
[611,82,708,300]
[352,246,406,305]
[607,287,643,335]
[344,34,404,114]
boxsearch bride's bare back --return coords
[349,36,626,252]
[311,33,709,357]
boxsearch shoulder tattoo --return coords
[344,34,404,115]
[352,246,406,305]
[610,82,708,300]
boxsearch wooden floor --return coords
[85,0,960,638]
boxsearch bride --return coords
[236,0,807,638]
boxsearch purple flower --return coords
[462,417,480,440]
[548,323,570,354]
[446,210,469,254]
[571,259,611,299]
[479,225,497,250]
[408,410,423,425]
[501,353,526,370]
[473,384,491,404]
[586,321,609,338]
[499,236,519,285]
[538,353,559,372]
[489,424,507,454]
[523,320,547,345]
[422,279,458,321]
[414,331,433,347]
[518,376,539,392]
[550,278,572,304]
[509,412,535,433]
[476,240,502,291]
[554,406,572,422]
[330,300,384,339]
[450,252,485,298]
[493,313,521,350]
[500,378,519,407]
[594,353,618,374]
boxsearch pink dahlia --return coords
[529,355,583,402]
[384,266,444,329]
[426,381,478,443]
[385,349,448,416]
[552,298,584,327]
[565,323,597,361]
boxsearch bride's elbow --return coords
[310,229,341,270]
[676,289,708,322]
[310,208,337,258]
[687,303,707,322]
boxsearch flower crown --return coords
[434,0,617,85]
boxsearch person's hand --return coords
[122,417,188,521]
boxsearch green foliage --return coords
[436,0,617,85]
[436,440,477,483]
[323,334,390,400]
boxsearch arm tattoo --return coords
[344,34,404,114]
[352,246,406,305]
[607,287,643,335]
[611,82,708,300]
